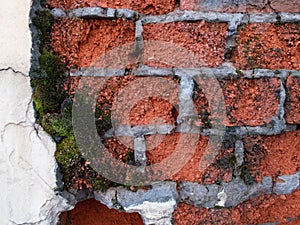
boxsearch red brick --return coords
[173,203,234,225]
[242,131,300,181]
[143,21,228,68]
[180,0,300,13]
[59,199,144,225]
[51,18,135,68]
[242,135,266,183]
[220,77,281,127]
[232,23,300,70]
[285,76,300,124]
[269,0,300,13]
[261,130,300,177]
[173,190,300,224]
[47,0,177,15]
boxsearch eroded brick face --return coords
[165,134,234,184]
[262,130,300,177]
[180,0,300,13]
[46,0,177,15]
[242,131,300,182]
[232,23,300,70]
[51,18,135,68]
[220,77,281,127]
[143,21,228,68]
[285,76,300,124]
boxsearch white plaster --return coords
[216,189,227,207]
[124,200,177,225]
[0,1,72,224]
[0,0,32,74]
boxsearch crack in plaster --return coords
[0,67,28,77]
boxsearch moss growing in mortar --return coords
[31,8,118,192]
[31,49,67,118]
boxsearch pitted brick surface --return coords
[180,0,300,13]
[143,21,228,68]
[285,76,300,124]
[47,0,177,15]
[232,23,300,70]
[220,77,281,126]
[52,18,135,68]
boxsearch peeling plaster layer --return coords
[0,1,72,224]
[0,69,71,225]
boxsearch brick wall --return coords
[36,0,300,224]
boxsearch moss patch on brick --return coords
[31,9,120,192]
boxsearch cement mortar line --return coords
[104,124,175,138]
[103,123,296,141]
[134,136,147,169]
[50,7,300,25]
[177,76,196,132]
[179,171,300,209]
[91,171,300,217]
[70,65,300,79]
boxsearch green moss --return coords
[41,113,73,137]
[236,69,243,77]
[90,177,118,192]
[55,135,81,170]
[31,50,67,117]
[240,166,255,185]
[31,9,123,192]
[126,151,135,163]
[32,10,54,51]
[214,154,236,169]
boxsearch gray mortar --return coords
[69,7,113,19]
[51,8,67,18]
[273,173,300,195]
[68,7,116,19]
[29,0,43,74]
[50,7,300,26]
[107,124,175,138]
[134,136,147,167]
[249,13,278,23]
[234,140,244,176]
[116,9,139,20]
[70,67,125,77]
[279,13,300,22]
[179,175,296,209]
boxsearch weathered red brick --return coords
[285,76,300,124]
[143,21,228,68]
[173,203,234,225]
[51,18,135,68]
[269,0,300,13]
[261,130,300,177]
[232,23,300,70]
[47,0,177,15]
[242,135,266,183]
[169,133,233,184]
[173,190,300,224]
[242,131,300,181]
[220,77,281,127]
[180,0,300,13]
